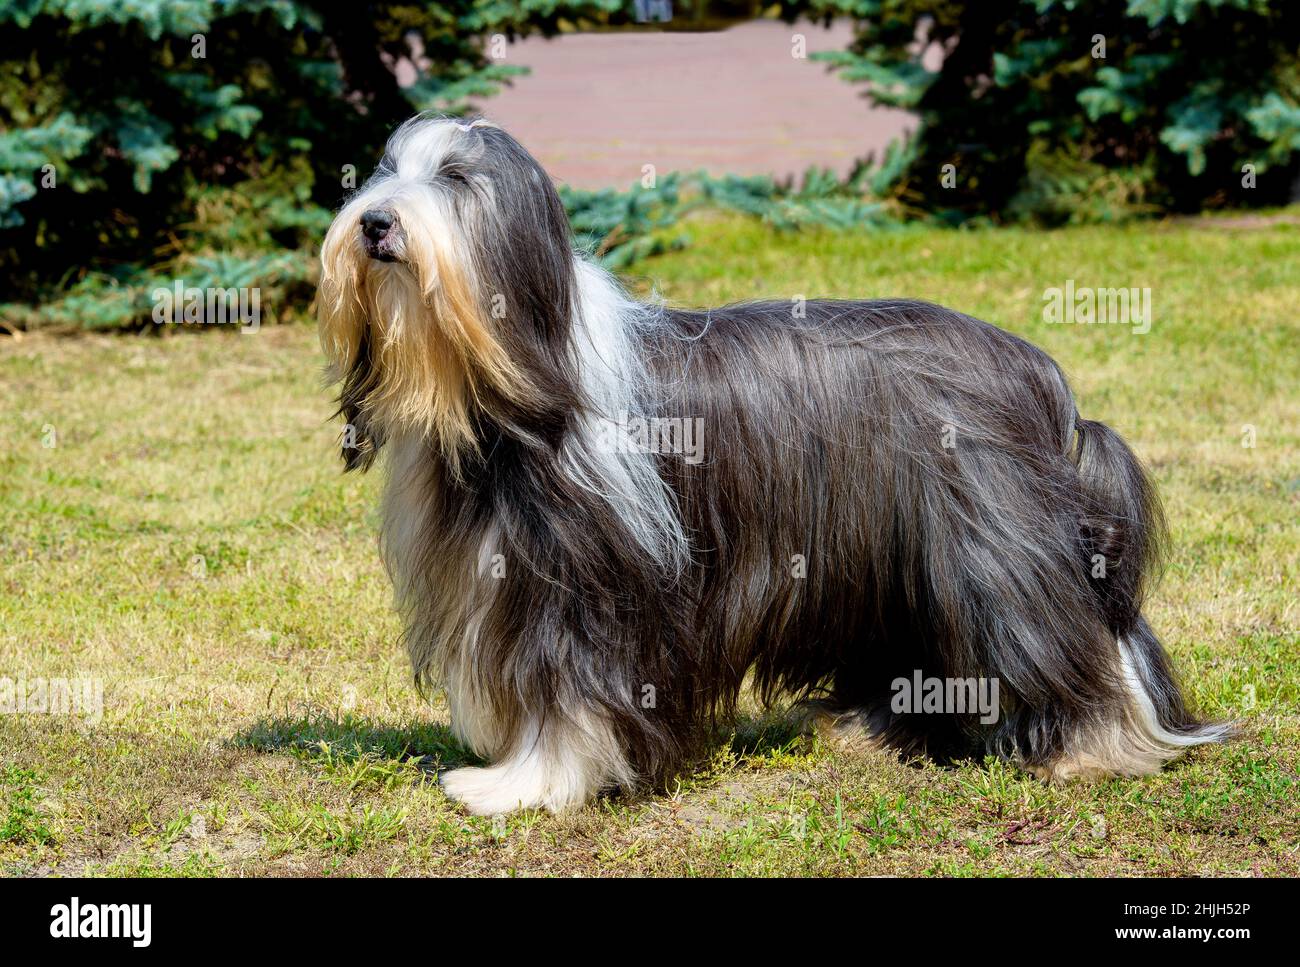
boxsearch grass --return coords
[1,213,1297,877]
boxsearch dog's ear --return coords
[336,330,385,472]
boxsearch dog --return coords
[317,115,1226,815]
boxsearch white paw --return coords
[439,765,539,816]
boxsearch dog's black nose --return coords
[360,209,394,241]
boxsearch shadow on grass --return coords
[233,706,814,791]
[231,713,481,776]
[727,707,813,759]
[726,704,974,772]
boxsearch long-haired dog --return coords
[317,116,1226,815]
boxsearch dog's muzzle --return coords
[360,208,401,262]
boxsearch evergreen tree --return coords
[0,0,619,324]
[811,0,1300,222]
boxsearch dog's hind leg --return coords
[1009,622,1231,781]
[983,415,1229,780]
[1016,418,1231,779]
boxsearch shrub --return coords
[0,0,620,324]
[812,0,1300,223]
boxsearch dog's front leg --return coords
[440,710,631,815]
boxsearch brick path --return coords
[471,20,914,189]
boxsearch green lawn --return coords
[1,214,1296,876]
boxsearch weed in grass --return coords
[0,766,54,846]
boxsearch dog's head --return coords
[317,116,577,472]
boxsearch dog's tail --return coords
[1073,417,1163,630]
[1072,417,1231,761]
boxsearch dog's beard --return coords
[317,187,526,471]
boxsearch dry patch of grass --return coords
[2,216,1297,876]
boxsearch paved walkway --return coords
[470,20,914,189]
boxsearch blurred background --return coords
[1,0,1298,329]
